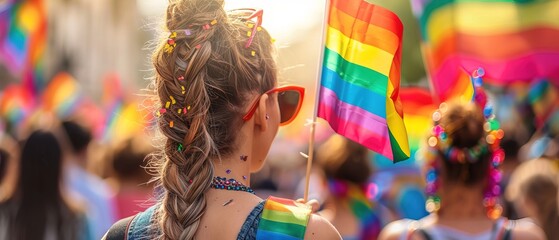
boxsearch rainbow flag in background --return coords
[400,87,437,157]
[318,0,410,162]
[0,84,34,126]
[0,0,46,93]
[412,0,559,100]
[527,79,559,128]
[42,72,83,118]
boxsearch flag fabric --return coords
[0,0,47,93]
[318,0,410,162]
[400,87,437,157]
[256,197,311,240]
[42,72,83,118]
[527,79,559,128]
[412,0,559,100]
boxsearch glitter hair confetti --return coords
[164,32,177,53]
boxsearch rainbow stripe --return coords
[318,0,410,162]
[256,197,311,240]
[412,0,559,100]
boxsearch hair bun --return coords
[167,0,226,30]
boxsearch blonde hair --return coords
[150,0,276,239]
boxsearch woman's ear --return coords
[254,94,269,132]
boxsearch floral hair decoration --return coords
[425,67,505,219]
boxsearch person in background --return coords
[379,101,545,240]
[0,130,91,239]
[499,138,522,219]
[110,134,155,219]
[316,134,383,240]
[104,0,340,239]
[61,120,116,239]
[0,149,8,186]
[506,157,559,240]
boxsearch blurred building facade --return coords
[45,0,145,99]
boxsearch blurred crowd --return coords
[0,104,556,239]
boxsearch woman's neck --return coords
[437,184,487,220]
[212,154,252,186]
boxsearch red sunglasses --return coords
[242,85,305,126]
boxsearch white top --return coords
[399,218,509,240]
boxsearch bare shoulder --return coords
[305,213,342,240]
[378,219,414,240]
[511,218,546,240]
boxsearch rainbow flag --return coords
[527,79,559,128]
[100,74,153,142]
[400,87,437,156]
[42,72,83,118]
[256,197,311,240]
[0,84,34,126]
[318,0,410,162]
[329,180,382,240]
[412,0,559,100]
[0,0,46,93]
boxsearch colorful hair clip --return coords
[203,24,210,30]
[169,121,174,128]
[178,75,185,81]
[165,101,171,109]
[181,86,186,95]
[210,19,218,25]
[164,32,178,53]
[184,29,192,36]
[170,96,176,104]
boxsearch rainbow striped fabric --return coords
[256,197,312,240]
[411,0,559,101]
[329,180,382,240]
[318,0,410,162]
[42,72,83,118]
[400,87,437,156]
[0,0,47,93]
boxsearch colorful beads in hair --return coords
[424,68,505,219]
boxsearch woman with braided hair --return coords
[378,100,546,240]
[104,0,340,239]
